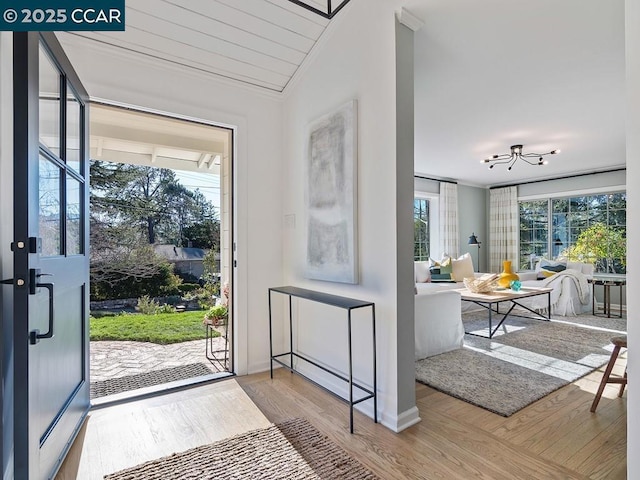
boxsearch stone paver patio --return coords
[90,335,229,383]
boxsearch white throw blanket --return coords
[527,269,590,316]
[541,269,590,304]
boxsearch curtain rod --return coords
[489,168,626,190]
[414,175,457,184]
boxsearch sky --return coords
[174,170,221,213]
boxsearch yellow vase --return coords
[498,260,519,288]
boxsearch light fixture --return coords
[287,0,352,19]
[468,233,481,272]
[481,144,560,171]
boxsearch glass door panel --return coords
[66,85,82,173]
[39,46,60,157]
[39,155,62,256]
[66,174,82,255]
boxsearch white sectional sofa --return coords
[414,289,464,359]
[413,260,594,359]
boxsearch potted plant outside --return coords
[204,305,228,328]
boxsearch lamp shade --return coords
[468,233,480,245]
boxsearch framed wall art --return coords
[305,99,358,284]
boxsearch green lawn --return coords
[90,311,218,344]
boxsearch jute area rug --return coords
[104,417,379,480]
[416,312,626,417]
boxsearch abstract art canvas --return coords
[305,100,358,284]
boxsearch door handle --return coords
[30,282,54,345]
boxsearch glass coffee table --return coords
[454,286,553,338]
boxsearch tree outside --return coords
[90,160,221,300]
[560,223,626,274]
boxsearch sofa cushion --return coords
[451,252,475,281]
[415,261,431,283]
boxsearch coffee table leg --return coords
[488,307,492,338]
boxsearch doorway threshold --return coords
[90,371,234,410]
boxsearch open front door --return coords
[12,32,90,479]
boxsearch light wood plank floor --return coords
[237,352,627,480]
[56,353,626,480]
[56,380,271,480]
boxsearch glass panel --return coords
[39,45,61,157]
[39,156,61,256]
[519,200,548,269]
[66,175,82,255]
[414,198,429,261]
[66,85,81,173]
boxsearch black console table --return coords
[268,286,377,433]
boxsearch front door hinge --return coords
[10,237,41,253]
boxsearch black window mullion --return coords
[60,73,68,256]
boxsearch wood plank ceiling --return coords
[64,0,341,92]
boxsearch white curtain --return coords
[489,186,519,272]
[439,182,458,258]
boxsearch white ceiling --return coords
[61,0,331,92]
[407,0,626,187]
[59,0,626,188]
[90,104,231,174]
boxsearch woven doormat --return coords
[90,363,213,399]
[104,418,379,480]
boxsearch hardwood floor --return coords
[237,352,627,480]
[55,352,626,479]
[55,380,271,479]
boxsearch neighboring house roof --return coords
[154,244,207,262]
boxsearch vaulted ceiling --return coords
[60,0,335,92]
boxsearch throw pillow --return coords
[538,258,566,278]
[438,257,453,275]
[414,261,431,283]
[451,252,475,281]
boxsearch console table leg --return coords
[268,290,273,379]
[372,304,377,424]
[348,310,354,434]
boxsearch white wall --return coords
[57,36,284,376]
[625,1,639,476]
[458,184,488,271]
[517,169,626,198]
[280,0,418,432]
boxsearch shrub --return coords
[176,271,200,284]
[136,295,175,315]
[91,262,183,301]
[137,295,160,315]
[178,283,200,293]
[183,283,219,310]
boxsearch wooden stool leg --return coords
[619,368,628,397]
[591,345,621,413]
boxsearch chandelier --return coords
[482,144,560,170]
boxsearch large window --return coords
[519,192,626,273]
[414,198,430,261]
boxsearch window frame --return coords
[414,191,439,261]
[518,186,626,273]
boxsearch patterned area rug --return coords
[416,313,626,416]
[104,418,379,480]
[90,363,213,399]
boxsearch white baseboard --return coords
[380,406,421,433]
